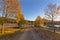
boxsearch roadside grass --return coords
[0,28,20,36]
[35,27,60,34]
[0,27,29,36]
[0,27,34,37]
[35,27,60,40]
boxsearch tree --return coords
[25,20,29,25]
[0,0,23,33]
[17,15,24,27]
[44,4,60,32]
[34,16,44,27]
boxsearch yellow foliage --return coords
[35,16,44,26]
[7,0,23,23]
[25,21,29,25]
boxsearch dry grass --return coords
[0,28,20,36]
[36,27,60,40]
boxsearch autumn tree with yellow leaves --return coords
[0,0,23,33]
[34,16,44,27]
[17,14,24,27]
[25,20,29,25]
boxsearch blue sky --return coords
[0,0,60,21]
[20,0,60,21]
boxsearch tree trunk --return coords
[2,23,4,34]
